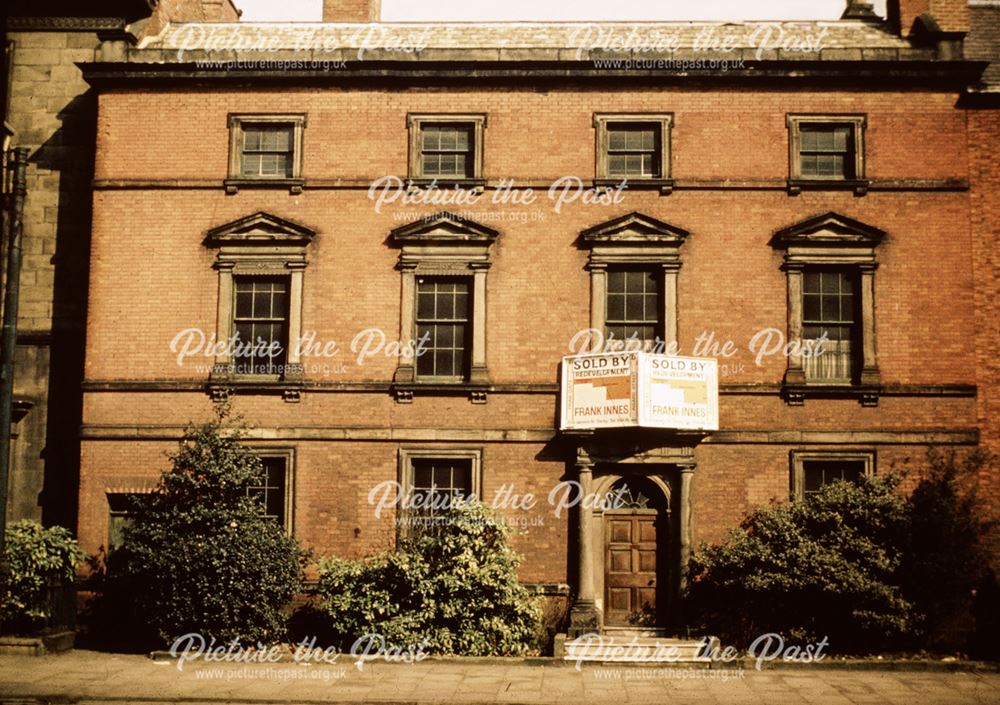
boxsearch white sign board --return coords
[561,352,718,431]
[638,354,719,431]
[559,352,639,429]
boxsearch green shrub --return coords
[316,500,541,655]
[98,414,308,646]
[687,474,915,651]
[1,520,85,631]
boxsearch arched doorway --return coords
[601,474,672,628]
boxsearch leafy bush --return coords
[316,500,541,655]
[96,414,307,646]
[688,451,998,654]
[1,520,85,632]
[687,474,916,651]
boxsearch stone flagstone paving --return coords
[1,650,999,704]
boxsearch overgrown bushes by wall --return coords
[687,451,996,655]
[88,413,307,648]
[315,500,541,656]
[1,520,85,633]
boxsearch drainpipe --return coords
[0,147,28,588]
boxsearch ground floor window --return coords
[247,451,294,531]
[397,448,482,532]
[107,493,142,550]
[410,458,474,516]
[791,450,874,500]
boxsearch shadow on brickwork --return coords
[27,89,96,533]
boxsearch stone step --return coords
[600,627,671,638]
[562,633,718,664]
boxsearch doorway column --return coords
[568,449,601,637]
[678,461,696,592]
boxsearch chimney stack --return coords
[841,0,879,21]
[886,0,969,36]
[322,0,381,22]
[140,0,241,38]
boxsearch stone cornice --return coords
[79,379,976,397]
[78,423,980,446]
[389,211,500,244]
[581,211,689,245]
[7,16,127,32]
[78,59,991,90]
[91,177,972,192]
[771,211,887,249]
[203,211,317,248]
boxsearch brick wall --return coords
[89,88,976,388]
[322,0,380,23]
[969,106,1000,564]
[77,82,990,583]
[889,0,969,34]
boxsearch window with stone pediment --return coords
[580,212,690,354]
[203,212,316,398]
[771,211,885,406]
[389,212,499,403]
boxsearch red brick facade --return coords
[75,6,998,630]
[968,107,1000,561]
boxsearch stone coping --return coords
[108,18,960,67]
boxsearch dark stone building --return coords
[2,0,238,529]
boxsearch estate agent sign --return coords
[560,352,719,431]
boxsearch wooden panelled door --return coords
[604,509,658,627]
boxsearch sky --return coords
[233,0,890,22]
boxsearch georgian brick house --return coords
[74,0,999,634]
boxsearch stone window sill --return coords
[783,382,880,407]
[391,381,491,404]
[787,178,869,196]
[224,178,305,195]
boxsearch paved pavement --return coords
[1,650,999,704]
